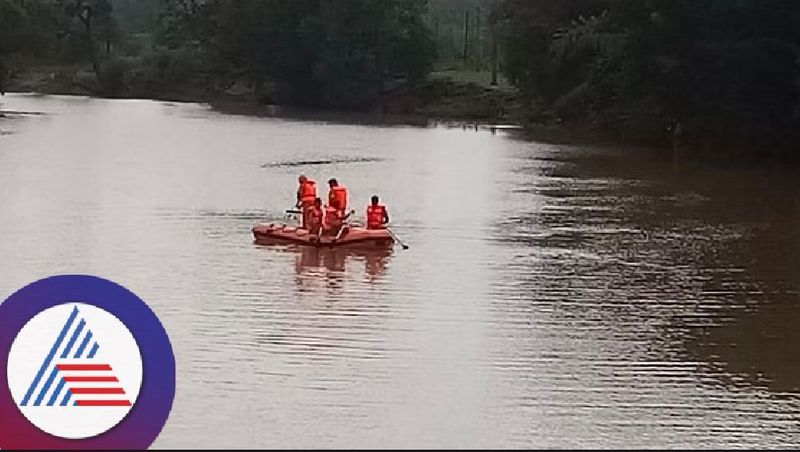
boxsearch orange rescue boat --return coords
[252,223,395,249]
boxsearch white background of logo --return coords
[7,303,143,439]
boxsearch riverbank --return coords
[1,65,585,145]
[0,65,658,144]
[4,66,795,166]
[2,65,527,127]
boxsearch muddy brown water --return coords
[1,93,799,448]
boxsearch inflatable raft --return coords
[252,223,395,249]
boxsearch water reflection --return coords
[690,298,800,394]
[481,142,800,447]
[684,212,800,395]
[257,244,394,292]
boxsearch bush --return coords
[99,58,130,96]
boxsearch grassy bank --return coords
[0,64,678,157]
[3,63,526,126]
[9,63,786,167]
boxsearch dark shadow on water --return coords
[209,100,523,132]
[197,209,269,221]
[502,140,800,396]
[688,296,800,394]
[210,101,432,128]
[261,156,385,169]
[682,216,800,395]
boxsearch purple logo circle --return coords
[0,275,176,450]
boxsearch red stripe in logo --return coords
[75,400,133,407]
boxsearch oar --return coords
[386,228,409,250]
[330,226,348,246]
[329,210,356,247]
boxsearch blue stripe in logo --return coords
[20,306,79,407]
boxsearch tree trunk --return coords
[463,10,470,63]
[0,64,6,96]
[78,5,101,83]
[490,27,498,86]
[475,7,481,67]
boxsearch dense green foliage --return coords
[494,0,800,158]
[3,0,799,160]
[180,0,436,106]
[0,0,116,91]
[425,0,496,69]
[1,0,436,106]
[0,0,58,91]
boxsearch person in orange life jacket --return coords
[327,178,349,215]
[306,198,324,235]
[296,175,317,208]
[296,175,317,229]
[323,205,343,236]
[366,195,389,230]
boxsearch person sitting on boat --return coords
[296,175,317,228]
[327,178,349,216]
[366,195,389,230]
[323,206,344,236]
[307,198,324,235]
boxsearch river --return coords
[1,93,799,448]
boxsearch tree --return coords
[0,0,26,94]
[58,0,115,81]
[494,0,800,159]
[0,0,61,93]
[188,0,435,107]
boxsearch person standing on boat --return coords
[327,178,349,215]
[296,175,317,229]
[324,178,349,235]
[366,195,390,230]
[297,175,317,208]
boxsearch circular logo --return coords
[8,304,144,439]
[0,275,175,450]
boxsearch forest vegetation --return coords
[2,0,799,161]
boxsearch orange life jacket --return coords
[298,180,317,204]
[324,207,342,228]
[308,205,323,226]
[366,204,387,229]
[328,186,348,212]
